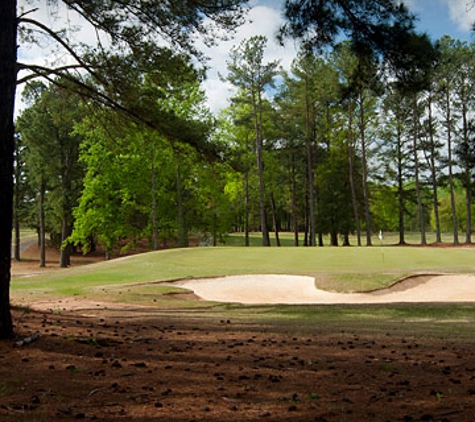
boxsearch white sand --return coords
[170,274,475,304]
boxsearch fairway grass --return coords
[11,245,475,300]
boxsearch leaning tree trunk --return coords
[0,0,17,339]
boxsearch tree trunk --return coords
[445,89,459,244]
[358,95,372,246]
[347,102,361,246]
[462,97,472,244]
[290,155,299,246]
[176,163,186,247]
[59,218,72,268]
[253,90,270,246]
[412,95,426,245]
[151,144,159,250]
[244,171,250,247]
[396,127,406,245]
[305,76,316,246]
[39,183,46,268]
[13,140,21,261]
[427,94,442,243]
[270,192,280,246]
[0,0,17,339]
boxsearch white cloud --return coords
[442,0,475,31]
[199,5,298,114]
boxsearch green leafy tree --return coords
[17,81,85,268]
[225,35,279,246]
[1,0,248,338]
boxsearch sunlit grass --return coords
[11,246,475,305]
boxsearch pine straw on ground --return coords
[1,305,475,422]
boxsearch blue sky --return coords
[408,0,475,41]
[16,0,475,115]
[200,0,475,113]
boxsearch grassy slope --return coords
[12,246,475,294]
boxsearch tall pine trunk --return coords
[39,181,46,268]
[290,154,299,246]
[0,0,16,339]
[412,94,426,245]
[396,125,406,245]
[244,171,250,247]
[151,144,159,250]
[305,76,316,246]
[358,94,372,246]
[462,95,472,244]
[253,90,270,246]
[270,192,280,246]
[445,88,459,244]
[13,140,21,261]
[347,103,361,246]
[427,94,442,243]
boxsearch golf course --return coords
[2,240,475,421]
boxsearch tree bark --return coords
[358,94,372,246]
[445,88,459,244]
[461,93,472,244]
[396,124,406,245]
[270,192,280,246]
[39,182,46,268]
[244,171,250,247]
[412,94,426,245]
[151,144,159,250]
[13,140,21,261]
[59,219,72,268]
[176,162,186,247]
[426,94,442,243]
[290,153,299,246]
[0,0,17,339]
[304,75,316,246]
[253,90,270,246]
[347,102,361,246]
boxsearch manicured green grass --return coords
[11,246,475,300]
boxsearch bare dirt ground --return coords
[3,246,475,421]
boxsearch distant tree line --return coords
[14,35,475,255]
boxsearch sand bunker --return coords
[170,274,475,304]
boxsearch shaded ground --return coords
[2,306,475,422]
